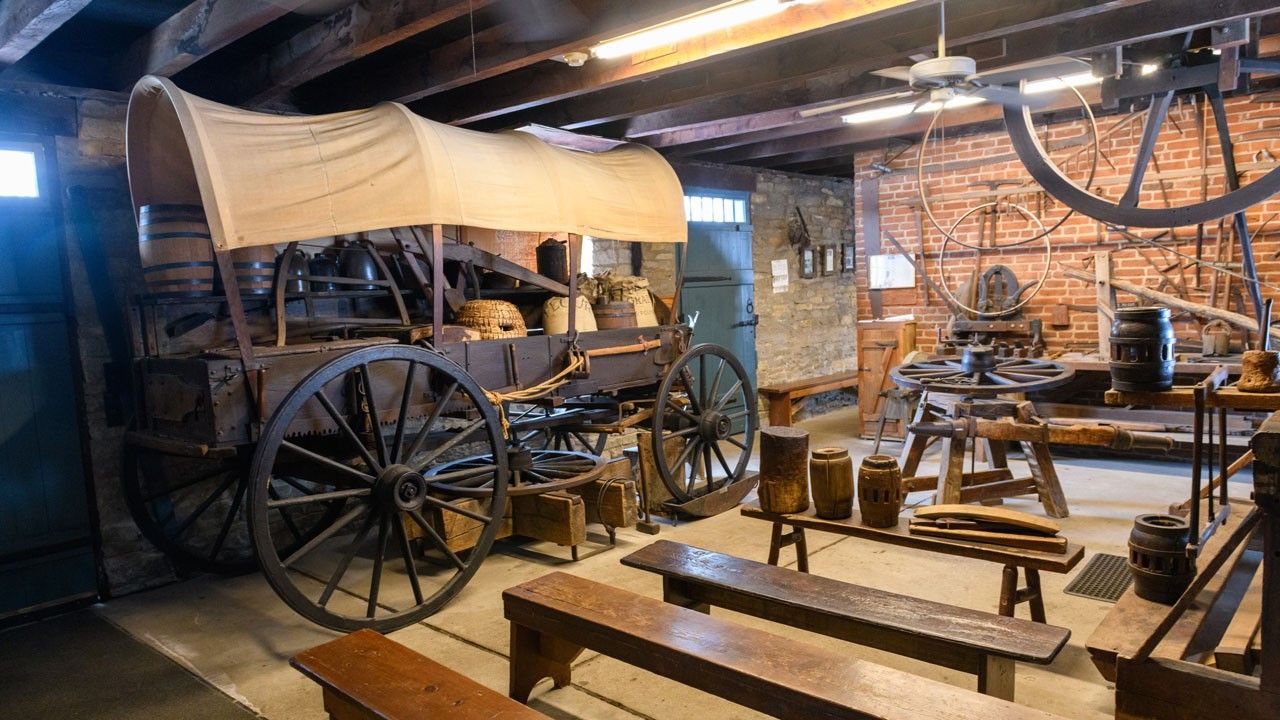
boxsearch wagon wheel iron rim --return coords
[506,404,610,456]
[248,344,508,632]
[889,346,1075,397]
[936,201,1052,318]
[653,343,758,503]
[122,439,346,576]
[920,82,1098,248]
[426,448,606,497]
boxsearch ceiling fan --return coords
[801,0,1094,122]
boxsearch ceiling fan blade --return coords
[798,89,919,118]
[968,56,1090,86]
[871,66,914,82]
[970,84,1053,109]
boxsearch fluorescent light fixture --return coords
[592,0,789,59]
[1022,71,1101,94]
[0,149,39,198]
[841,94,982,125]
[1140,63,1158,75]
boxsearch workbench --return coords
[740,503,1084,623]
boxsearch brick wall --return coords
[855,94,1280,354]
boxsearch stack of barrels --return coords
[757,426,903,527]
[138,204,272,296]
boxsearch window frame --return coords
[683,187,750,226]
[0,139,51,208]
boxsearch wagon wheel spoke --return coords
[269,486,305,544]
[983,372,1020,386]
[209,479,248,560]
[394,514,424,606]
[411,418,486,472]
[423,495,492,524]
[713,380,743,412]
[318,510,377,608]
[314,391,382,473]
[390,361,418,464]
[702,444,714,486]
[367,514,390,618]
[707,357,727,407]
[403,381,458,462]
[425,464,497,486]
[267,487,370,508]
[359,364,389,468]
[141,465,232,503]
[408,510,467,571]
[170,471,240,539]
[727,437,748,451]
[281,504,366,568]
[711,441,735,479]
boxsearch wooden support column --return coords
[1095,251,1115,357]
[432,224,445,343]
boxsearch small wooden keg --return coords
[857,454,902,528]
[137,203,216,297]
[810,447,853,519]
[226,245,275,295]
[759,426,809,514]
[593,301,638,330]
[1128,513,1195,604]
[1109,307,1175,391]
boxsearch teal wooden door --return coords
[0,138,97,619]
[680,222,757,388]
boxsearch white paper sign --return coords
[771,258,788,277]
[772,275,789,294]
[868,253,917,289]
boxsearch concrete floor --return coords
[88,406,1237,719]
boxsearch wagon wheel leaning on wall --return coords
[651,343,759,503]
[247,344,508,632]
[1004,49,1280,322]
[121,436,346,576]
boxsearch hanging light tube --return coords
[591,0,793,60]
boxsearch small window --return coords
[0,148,39,198]
[684,192,749,224]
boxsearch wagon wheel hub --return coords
[377,464,428,512]
[699,410,733,441]
[958,345,997,375]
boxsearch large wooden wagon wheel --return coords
[890,345,1074,398]
[426,448,606,496]
[506,404,609,455]
[652,343,758,503]
[248,345,508,632]
[122,441,343,575]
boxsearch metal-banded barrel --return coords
[1108,306,1175,392]
[229,245,276,295]
[138,204,215,297]
[593,301,637,330]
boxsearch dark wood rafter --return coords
[214,0,494,106]
[622,0,1280,151]
[112,0,311,88]
[294,0,731,113]
[0,0,92,69]
[412,0,928,127]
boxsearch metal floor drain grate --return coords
[1064,553,1131,603]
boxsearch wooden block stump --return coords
[513,491,586,547]
[567,457,639,530]
[759,426,810,514]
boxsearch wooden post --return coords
[567,233,580,338]
[1095,250,1115,358]
[758,426,810,514]
[431,224,445,343]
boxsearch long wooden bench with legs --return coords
[759,370,858,427]
[505,571,1067,719]
[292,629,548,720]
[621,540,1070,701]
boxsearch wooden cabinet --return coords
[856,319,917,439]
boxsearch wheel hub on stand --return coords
[700,410,734,441]
[376,464,429,512]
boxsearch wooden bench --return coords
[741,503,1084,623]
[291,629,547,720]
[759,370,858,427]
[621,540,1070,701]
[505,571,1066,719]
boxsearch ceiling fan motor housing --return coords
[910,55,977,88]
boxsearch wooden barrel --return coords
[810,447,854,520]
[1109,307,1174,391]
[220,245,276,295]
[593,301,637,330]
[138,204,215,297]
[1128,513,1194,603]
[857,454,902,528]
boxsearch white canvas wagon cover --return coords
[126,75,687,251]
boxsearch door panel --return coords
[0,138,97,619]
[680,224,757,390]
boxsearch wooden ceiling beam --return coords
[627,0,1280,144]
[218,0,493,106]
[417,0,926,126]
[0,0,92,70]
[297,0,729,112]
[112,0,310,88]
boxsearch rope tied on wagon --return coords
[484,351,587,434]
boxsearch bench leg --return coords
[767,394,794,427]
[767,522,809,573]
[998,565,1048,624]
[977,656,1016,701]
[509,623,585,703]
[663,577,710,614]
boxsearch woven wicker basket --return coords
[456,299,527,339]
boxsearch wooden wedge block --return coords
[908,524,1069,553]
[568,457,638,529]
[408,498,511,553]
[914,504,1061,535]
[513,491,586,546]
